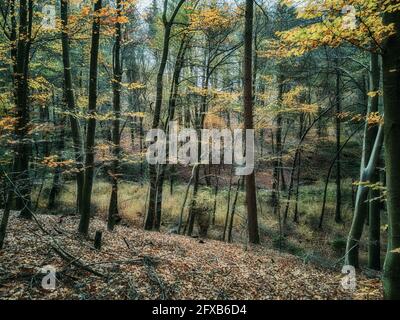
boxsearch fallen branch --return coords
[51,244,107,278]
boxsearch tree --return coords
[367,53,381,271]
[145,0,187,231]
[108,0,123,231]
[334,56,342,223]
[0,0,34,250]
[13,0,33,219]
[243,0,260,244]
[60,0,84,214]
[382,7,400,300]
[268,3,399,296]
[79,0,103,236]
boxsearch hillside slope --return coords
[0,213,381,300]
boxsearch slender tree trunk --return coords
[10,0,17,93]
[319,125,363,229]
[0,0,31,248]
[228,178,242,243]
[243,0,259,244]
[382,9,400,300]
[60,0,84,213]
[108,0,122,231]
[345,52,382,268]
[187,70,210,235]
[212,166,221,225]
[154,36,188,230]
[345,125,383,268]
[334,58,342,223]
[79,0,102,236]
[48,106,66,210]
[294,112,304,223]
[271,75,283,208]
[368,164,381,270]
[223,166,234,241]
[145,0,186,230]
[367,53,381,271]
[13,0,32,219]
[0,188,13,250]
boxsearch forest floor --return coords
[0,212,382,300]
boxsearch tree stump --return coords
[94,231,102,250]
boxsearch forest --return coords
[0,0,399,301]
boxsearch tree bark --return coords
[367,53,381,271]
[13,0,32,219]
[334,58,342,223]
[60,0,84,214]
[108,0,122,231]
[79,0,102,236]
[271,76,283,208]
[243,0,259,244]
[48,105,66,210]
[382,9,400,300]
[345,125,383,268]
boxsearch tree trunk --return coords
[108,0,122,231]
[367,53,381,271]
[243,0,259,244]
[294,112,304,223]
[223,166,234,241]
[153,36,188,230]
[345,52,382,268]
[228,178,242,243]
[382,9,400,300]
[145,0,186,230]
[60,0,84,214]
[79,0,102,236]
[271,76,283,208]
[345,125,383,268]
[13,0,32,219]
[334,58,342,223]
[48,106,66,210]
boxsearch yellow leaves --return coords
[116,16,129,24]
[28,122,55,135]
[349,112,364,122]
[41,155,74,168]
[259,74,275,84]
[124,111,145,119]
[29,76,51,91]
[189,6,234,32]
[204,112,226,129]
[0,116,17,134]
[261,0,399,59]
[367,90,381,97]
[352,180,386,202]
[187,86,209,97]
[29,77,52,106]
[281,86,318,114]
[367,111,384,126]
[187,86,239,102]
[390,248,400,254]
[121,82,146,90]
[81,6,91,17]
[339,111,383,125]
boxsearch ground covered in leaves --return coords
[0,212,382,300]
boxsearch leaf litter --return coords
[0,212,382,300]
